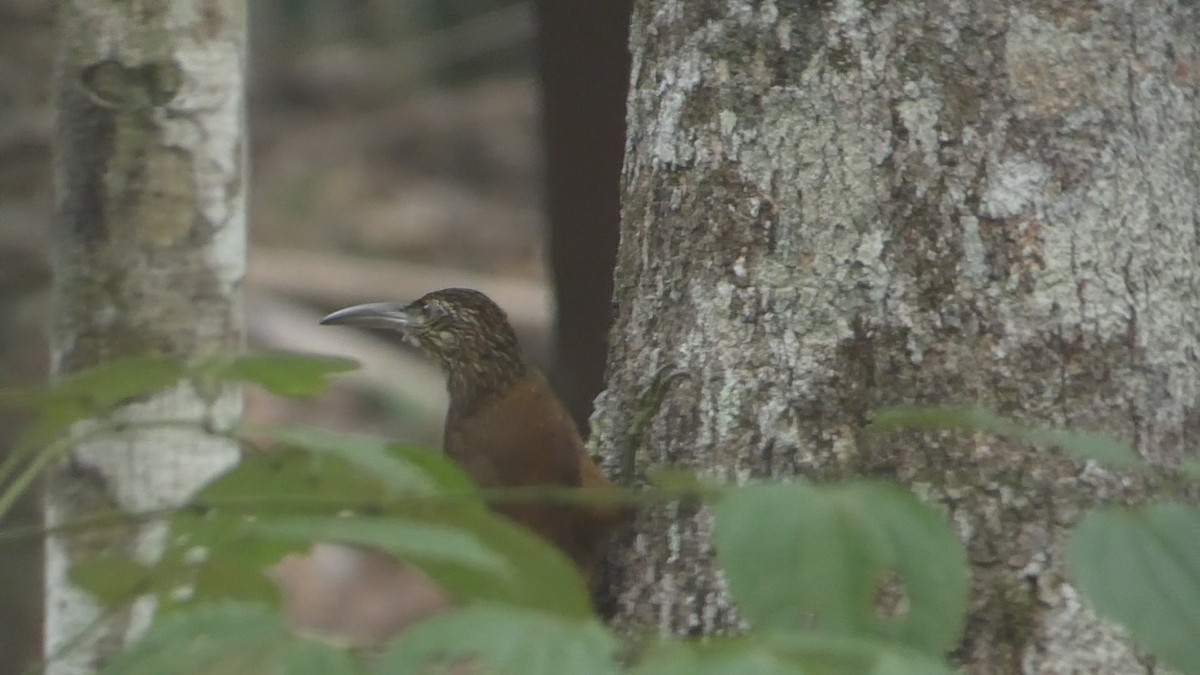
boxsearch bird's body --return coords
[321,289,625,581]
[445,370,619,577]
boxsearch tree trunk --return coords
[534,0,631,433]
[46,2,246,672]
[595,1,1199,672]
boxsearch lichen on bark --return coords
[597,1,1199,671]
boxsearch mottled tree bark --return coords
[594,1,1199,672]
[46,2,246,673]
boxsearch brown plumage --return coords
[321,288,625,581]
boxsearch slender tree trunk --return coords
[534,0,631,433]
[595,1,1199,671]
[46,2,246,672]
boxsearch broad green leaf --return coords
[71,510,289,612]
[870,651,957,675]
[254,516,510,579]
[248,506,589,617]
[51,355,186,410]
[406,506,594,618]
[836,484,968,652]
[150,446,419,610]
[389,444,482,494]
[1024,428,1140,469]
[714,482,968,654]
[248,426,446,496]
[632,640,808,675]
[0,356,187,512]
[194,444,586,616]
[195,446,395,509]
[766,631,956,675]
[70,556,156,607]
[717,483,877,635]
[0,355,182,413]
[100,602,362,675]
[1068,504,1200,674]
[377,604,619,675]
[0,407,89,519]
[76,427,588,618]
[871,405,1142,468]
[166,511,290,609]
[1180,458,1200,480]
[73,440,405,613]
[184,551,283,608]
[209,351,359,396]
[633,633,954,675]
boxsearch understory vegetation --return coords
[4,353,1197,674]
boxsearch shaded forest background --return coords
[1,0,629,668]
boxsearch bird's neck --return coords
[443,350,527,418]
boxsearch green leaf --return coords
[165,511,290,609]
[0,355,200,524]
[377,604,620,675]
[714,482,968,655]
[147,445,422,611]
[185,553,283,608]
[837,484,968,651]
[407,506,594,618]
[0,407,90,519]
[232,507,588,618]
[869,651,957,675]
[195,428,481,522]
[100,602,363,675]
[254,516,510,580]
[71,509,289,612]
[717,483,875,635]
[196,443,587,617]
[210,351,359,396]
[70,556,156,607]
[1180,458,1200,480]
[765,631,956,675]
[871,405,1142,468]
[632,633,955,675]
[195,446,395,509]
[73,441,400,613]
[249,426,448,496]
[1067,504,1200,674]
[0,355,187,510]
[51,355,187,410]
[74,427,589,618]
[632,640,808,675]
[389,444,483,494]
[1024,428,1140,469]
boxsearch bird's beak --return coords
[319,302,413,331]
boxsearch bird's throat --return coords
[443,352,527,418]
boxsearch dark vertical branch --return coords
[533,0,632,433]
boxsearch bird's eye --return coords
[424,302,447,325]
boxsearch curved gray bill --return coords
[319,302,412,331]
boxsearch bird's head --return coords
[320,288,526,405]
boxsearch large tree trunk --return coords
[595,1,1199,671]
[46,2,246,672]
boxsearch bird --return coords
[320,288,626,582]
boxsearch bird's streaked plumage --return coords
[322,288,625,581]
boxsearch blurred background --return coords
[0,0,630,668]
